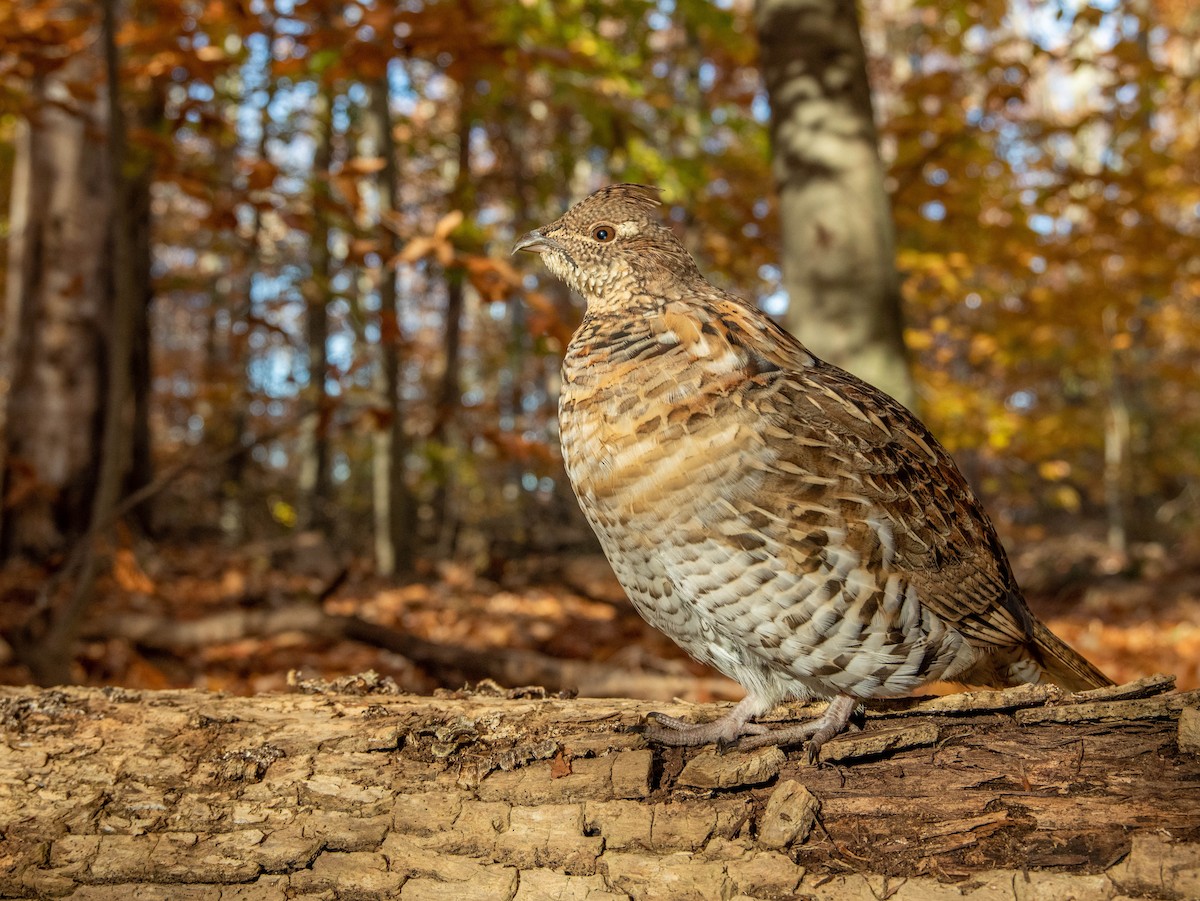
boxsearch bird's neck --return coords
[567,296,666,366]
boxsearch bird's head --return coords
[513,184,702,304]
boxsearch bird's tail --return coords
[1031,620,1113,691]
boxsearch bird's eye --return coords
[592,225,615,243]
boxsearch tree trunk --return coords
[755,0,915,408]
[125,156,154,524]
[0,26,110,559]
[297,87,335,531]
[2,1,156,681]
[1,678,1196,900]
[17,0,142,687]
[221,25,276,545]
[370,73,416,576]
[429,83,474,555]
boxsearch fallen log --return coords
[88,607,742,703]
[1,676,1197,900]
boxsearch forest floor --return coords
[1,524,1198,697]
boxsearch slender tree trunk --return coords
[755,0,915,408]
[503,110,532,551]
[370,73,416,576]
[126,160,154,522]
[207,138,237,539]
[435,273,465,442]
[1102,307,1132,562]
[429,85,474,555]
[430,267,465,557]
[297,87,335,531]
[222,29,277,544]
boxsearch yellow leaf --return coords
[1038,460,1072,481]
[1050,485,1082,512]
[905,328,933,351]
[272,500,297,528]
[971,334,997,355]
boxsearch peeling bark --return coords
[1,678,1197,900]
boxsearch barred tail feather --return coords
[1031,621,1113,691]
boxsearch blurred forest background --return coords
[0,0,1197,696]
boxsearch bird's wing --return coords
[667,293,1034,651]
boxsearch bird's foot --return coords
[642,694,769,749]
[733,695,859,763]
[642,695,860,762]
[643,710,767,748]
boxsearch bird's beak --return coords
[512,229,552,255]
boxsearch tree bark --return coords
[755,0,916,408]
[125,153,154,522]
[369,73,417,577]
[0,21,110,558]
[14,0,143,686]
[2,678,1196,900]
[297,86,335,531]
[429,81,475,556]
[221,22,277,545]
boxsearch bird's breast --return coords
[559,335,767,526]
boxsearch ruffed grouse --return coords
[514,184,1111,757]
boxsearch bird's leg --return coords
[643,695,769,748]
[733,694,860,762]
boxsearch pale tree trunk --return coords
[370,74,416,576]
[1,678,1196,899]
[371,360,399,576]
[755,0,915,408]
[297,87,335,531]
[0,40,110,559]
[15,0,141,686]
[1102,307,1132,562]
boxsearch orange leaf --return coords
[244,160,278,192]
[195,45,225,62]
[550,750,572,779]
[343,156,387,175]
[464,256,522,302]
[398,236,435,264]
[331,173,362,210]
[434,209,464,240]
[380,210,406,234]
[114,548,156,595]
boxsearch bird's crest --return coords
[587,183,663,214]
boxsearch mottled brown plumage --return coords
[514,184,1111,756]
